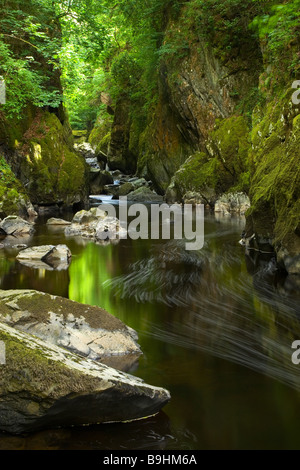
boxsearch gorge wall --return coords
[91,1,299,274]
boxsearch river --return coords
[1,199,300,450]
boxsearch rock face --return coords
[245,90,300,274]
[0,289,141,362]
[0,216,35,236]
[107,98,137,174]
[16,244,71,270]
[0,320,170,434]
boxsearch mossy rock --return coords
[19,112,89,207]
[0,157,32,217]
[246,89,300,272]
[0,317,170,434]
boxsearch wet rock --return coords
[0,289,141,361]
[103,184,120,197]
[0,320,170,434]
[65,208,126,242]
[118,182,135,197]
[277,248,300,275]
[126,187,164,202]
[95,217,127,241]
[16,244,71,270]
[46,218,71,226]
[90,170,113,195]
[183,191,205,205]
[0,216,35,237]
[215,192,250,215]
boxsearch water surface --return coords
[1,206,300,450]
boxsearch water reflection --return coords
[1,211,300,449]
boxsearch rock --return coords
[75,142,97,162]
[131,178,149,190]
[118,182,134,197]
[16,244,71,270]
[0,320,170,434]
[126,187,164,202]
[277,248,300,275]
[0,215,35,236]
[46,218,71,226]
[0,289,141,362]
[72,209,100,225]
[90,170,113,195]
[215,192,250,215]
[103,184,120,197]
[183,191,205,205]
[95,217,127,241]
[65,208,126,242]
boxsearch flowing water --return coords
[1,200,300,450]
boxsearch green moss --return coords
[169,115,251,202]
[247,89,300,250]
[0,157,30,216]
[20,112,88,205]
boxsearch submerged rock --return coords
[0,320,170,434]
[0,289,141,361]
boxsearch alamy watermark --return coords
[292,80,300,105]
[97,197,205,251]
[0,341,6,365]
[0,77,6,105]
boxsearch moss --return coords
[88,116,113,155]
[169,115,251,202]
[19,112,88,205]
[246,89,300,253]
[0,157,30,216]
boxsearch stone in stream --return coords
[16,244,71,270]
[0,289,141,363]
[0,215,35,237]
[126,186,164,202]
[65,208,127,242]
[0,320,170,434]
[46,218,71,226]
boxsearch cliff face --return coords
[135,6,299,274]
[136,38,261,195]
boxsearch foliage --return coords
[250,0,300,74]
[0,0,63,118]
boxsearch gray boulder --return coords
[65,208,127,242]
[0,216,35,236]
[46,218,71,226]
[0,289,141,363]
[126,187,164,202]
[214,192,250,216]
[16,244,71,270]
[0,320,170,434]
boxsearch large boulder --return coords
[16,244,71,270]
[65,208,127,242]
[126,187,164,202]
[214,192,250,216]
[0,216,35,237]
[0,320,170,434]
[0,289,141,362]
